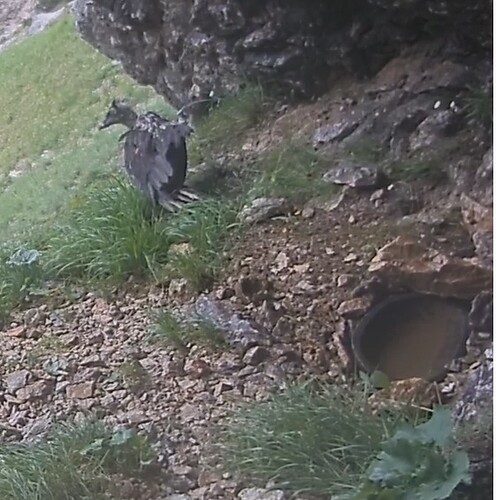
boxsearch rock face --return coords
[72,0,491,110]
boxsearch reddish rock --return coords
[67,381,95,400]
[337,297,372,319]
[331,321,355,372]
[3,325,26,338]
[368,377,438,410]
[16,380,53,402]
[368,236,492,300]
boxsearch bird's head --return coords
[99,99,137,130]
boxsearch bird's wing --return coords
[122,127,174,199]
[122,118,191,205]
[150,124,189,193]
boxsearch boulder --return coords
[368,236,492,300]
[72,0,491,109]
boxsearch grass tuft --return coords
[190,84,267,162]
[0,420,155,500]
[250,143,334,203]
[463,85,493,126]
[45,175,172,282]
[221,382,409,497]
[43,181,239,289]
[388,157,445,183]
[165,199,240,291]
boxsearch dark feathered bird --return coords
[99,99,198,211]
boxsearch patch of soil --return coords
[217,186,474,372]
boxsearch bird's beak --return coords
[98,116,113,130]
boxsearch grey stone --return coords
[238,487,286,500]
[323,163,384,189]
[28,7,66,36]
[6,370,31,393]
[72,0,490,112]
[472,147,493,207]
[189,295,269,351]
[243,346,270,366]
[313,120,359,145]
[455,347,492,424]
[241,198,292,224]
[409,110,464,151]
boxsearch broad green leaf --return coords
[416,407,452,447]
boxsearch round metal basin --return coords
[352,293,470,381]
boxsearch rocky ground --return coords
[0,159,491,499]
[0,6,493,499]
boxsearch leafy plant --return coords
[0,246,44,325]
[347,407,471,500]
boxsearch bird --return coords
[99,99,199,211]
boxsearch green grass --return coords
[0,16,171,245]
[221,382,412,497]
[388,157,445,183]
[0,133,121,242]
[150,309,227,350]
[190,84,267,163]
[0,16,150,175]
[345,137,387,164]
[249,143,335,203]
[42,179,239,288]
[45,176,173,282]
[165,199,240,291]
[0,420,155,500]
[463,85,493,126]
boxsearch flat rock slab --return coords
[368,236,492,300]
